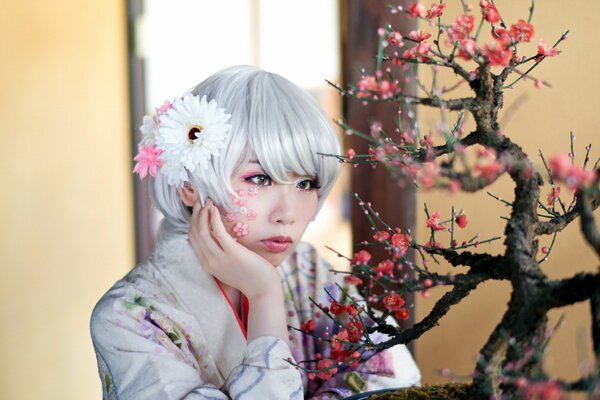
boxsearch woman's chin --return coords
[256,248,293,267]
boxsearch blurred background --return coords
[1,1,598,398]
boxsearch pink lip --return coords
[260,236,292,253]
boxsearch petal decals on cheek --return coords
[232,222,249,237]
[232,195,246,206]
[239,206,248,215]
[224,213,235,223]
[248,187,258,197]
[247,211,257,221]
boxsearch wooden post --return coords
[340,0,417,330]
[127,0,155,262]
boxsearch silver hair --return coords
[150,65,341,235]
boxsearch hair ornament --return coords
[133,93,232,186]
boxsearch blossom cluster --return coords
[299,301,364,381]
[549,154,597,190]
[390,1,560,68]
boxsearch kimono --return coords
[91,231,420,399]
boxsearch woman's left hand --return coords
[187,199,283,301]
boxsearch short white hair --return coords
[150,65,341,235]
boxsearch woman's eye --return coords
[297,179,319,191]
[245,174,272,186]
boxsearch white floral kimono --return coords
[91,232,420,399]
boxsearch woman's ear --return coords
[177,182,200,207]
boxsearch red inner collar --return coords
[213,277,249,339]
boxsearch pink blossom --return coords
[548,154,571,180]
[418,161,440,189]
[546,187,561,206]
[377,79,401,99]
[316,358,338,380]
[475,160,504,182]
[388,31,404,47]
[345,319,364,343]
[521,380,564,400]
[301,319,316,332]
[457,39,478,60]
[156,100,173,116]
[536,40,561,61]
[383,293,405,311]
[510,19,535,43]
[346,148,356,160]
[482,43,513,67]
[407,2,426,17]
[357,75,378,94]
[344,275,363,286]
[565,167,596,189]
[491,26,512,45]
[373,230,390,242]
[479,1,500,23]
[391,232,411,256]
[447,179,461,193]
[409,30,432,42]
[395,308,410,320]
[448,14,475,41]
[356,76,400,99]
[426,212,446,231]
[133,144,163,179]
[548,154,597,190]
[375,260,395,276]
[247,211,257,220]
[476,146,496,159]
[456,214,468,228]
[426,3,446,19]
[403,43,432,61]
[352,250,372,265]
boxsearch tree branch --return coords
[535,193,599,236]
[373,271,487,349]
[544,273,600,310]
[578,191,600,258]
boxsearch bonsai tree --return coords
[291,1,600,398]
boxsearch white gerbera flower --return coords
[139,115,158,146]
[155,94,231,186]
[159,160,189,186]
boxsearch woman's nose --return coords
[269,187,296,225]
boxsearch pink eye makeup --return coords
[241,173,272,187]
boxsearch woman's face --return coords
[219,160,319,266]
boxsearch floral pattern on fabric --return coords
[280,242,420,398]
[91,235,419,399]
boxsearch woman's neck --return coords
[220,281,242,313]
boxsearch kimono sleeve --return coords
[91,289,303,400]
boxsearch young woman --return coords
[91,65,420,399]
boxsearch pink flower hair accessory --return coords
[133,93,232,187]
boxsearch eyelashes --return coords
[296,179,320,190]
[243,174,272,187]
[242,173,319,190]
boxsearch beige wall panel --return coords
[0,1,132,398]
[414,0,600,387]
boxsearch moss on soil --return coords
[369,383,472,400]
